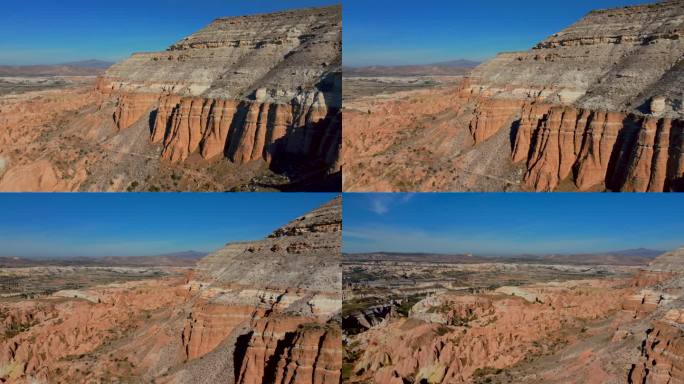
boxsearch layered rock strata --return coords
[0,87,100,191]
[627,248,684,383]
[173,196,343,384]
[0,279,191,382]
[467,0,683,116]
[466,0,684,191]
[100,5,341,175]
[345,246,684,384]
[509,104,684,191]
[0,197,342,383]
[349,280,631,383]
[147,96,339,168]
[343,0,684,192]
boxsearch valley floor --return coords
[343,258,684,383]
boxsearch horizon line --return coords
[342,247,674,257]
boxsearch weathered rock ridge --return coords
[349,279,631,383]
[345,246,684,384]
[626,247,684,384]
[197,197,341,292]
[343,0,684,192]
[100,6,341,104]
[170,196,342,384]
[511,103,684,191]
[0,6,341,192]
[468,0,683,117]
[0,198,342,383]
[456,0,684,191]
[101,5,341,183]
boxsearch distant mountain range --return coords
[0,250,208,268]
[61,60,115,68]
[0,60,115,77]
[344,248,665,266]
[344,59,480,77]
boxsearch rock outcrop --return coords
[629,320,684,384]
[0,198,342,383]
[627,247,684,383]
[197,196,341,291]
[343,304,396,335]
[344,246,684,384]
[510,104,684,191]
[0,88,99,192]
[235,317,341,384]
[649,247,684,272]
[0,279,191,382]
[467,0,684,117]
[173,196,343,384]
[0,6,340,192]
[100,5,341,178]
[467,0,684,192]
[343,0,684,192]
[149,96,339,168]
[349,280,630,384]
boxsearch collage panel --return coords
[0,0,683,383]
[343,193,684,383]
[0,193,341,382]
[0,1,341,192]
[342,0,683,192]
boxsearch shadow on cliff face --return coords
[667,175,684,192]
[224,103,251,161]
[142,96,340,191]
[604,115,641,190]
[509,119,521,153]
[604,115,684,192]
[148,110,158,136]
[266,107,341,192]
[233,331,254,382]
[261,331,297,384]
[665,122,684,192]
[317,71,342,110]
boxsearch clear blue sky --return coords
[0,0,339,65]
[0,193,336,258]
[343,194,684,255]
[344,0,656,66]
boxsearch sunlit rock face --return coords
[343,0,684,192]
[0,198,342,383]
[0,6,341,192]
[101,6,341,175]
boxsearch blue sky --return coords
[344,0,656,66]
[343,194,684,255]
[0,193,335,258]
[0,0,339,65]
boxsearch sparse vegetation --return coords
[3,320,37,339]
[126,181,139,192]
[435,325,451,336]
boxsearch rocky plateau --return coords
[0,5,341,192]
[0,197,342,383]
[343,0,684,192]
